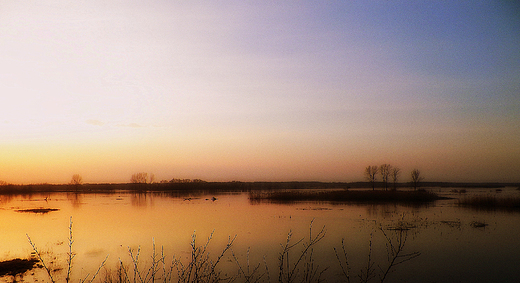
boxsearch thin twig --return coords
[66,216,75,283]
[26,234,55,283]
[334,238,350,283]
[90,255,109,283]
[359,233,375,283]
[379,228,420,283]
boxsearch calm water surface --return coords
[1,187,520,282]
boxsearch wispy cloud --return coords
[117,123,143,128]
[86,119,105,126]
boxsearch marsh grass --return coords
[458,195,520,211]
[250,189,442,204]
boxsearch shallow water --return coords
[1,187,519,282]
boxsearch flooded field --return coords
[1,187,520,282]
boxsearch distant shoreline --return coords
[0,181,518,194]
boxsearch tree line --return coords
[364,164,423,190]
[64,169,424,188]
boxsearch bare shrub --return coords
[278,220,327,283]
[335,228,420,283]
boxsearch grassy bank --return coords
[249,189,444,204]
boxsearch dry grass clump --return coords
[458,195,520,211]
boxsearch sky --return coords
[0,1,519,184]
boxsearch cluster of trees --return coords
[68,169,423,189]
[130,172,156,184]
[131,174,207,184]
[364,165,423,190]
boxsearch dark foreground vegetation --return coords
[10,218,420,283]
[250,189,444,204]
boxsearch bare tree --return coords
[70,174,83,185]
[364,166,379,190]
[379,164,391,190]
[131,172,148,184]
[410,169,423,190]
[391,167,401,191]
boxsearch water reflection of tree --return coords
[66,192,83,208]
[365,204,423,219]
[131,193,153,207]
[0,194,15,205]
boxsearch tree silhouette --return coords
[70,174,83,185]
[380,164,391,190]
[391,167,401,190]
[410,169,423,190]
[131,172,156,184]
[365,165,379,190]
[131,172,148,184]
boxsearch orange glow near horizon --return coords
[1,1,519,184]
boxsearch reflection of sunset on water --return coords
[1,189,520,281]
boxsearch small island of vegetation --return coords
[249,189,444,204]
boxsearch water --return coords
[1,187,520,282]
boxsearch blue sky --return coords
[0,1,519,183]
